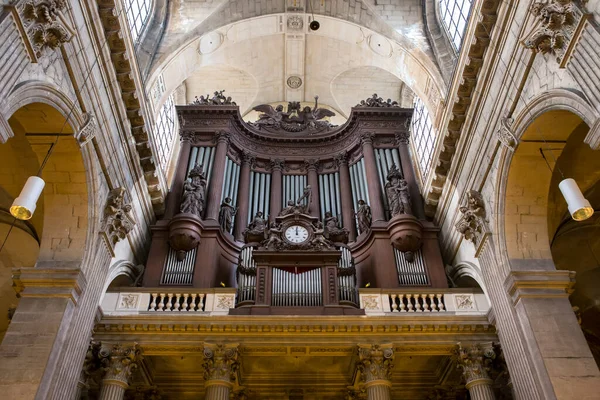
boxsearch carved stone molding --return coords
[455,343,495,388]
[99,343,143,386]
[524,0,589,65]
[455,190,489,255]
[21,0,74,57]
[356,344,395,384]
[101,187,135,255]
[504,270,576,305]
[202,344,239,384]
[76,112,96,146]
[495,117,517,150]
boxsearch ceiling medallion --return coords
[287,15,304,31]
[287,75,303,89]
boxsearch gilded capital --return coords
[99,343,142,386]
[356,344,394,384]
[455,343,494,387]
[202,344,239,384]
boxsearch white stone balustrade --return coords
[359,289,489,316]
[100,288,237,316]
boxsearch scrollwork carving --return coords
[101,188,135,248]
[21,0,73,56]
[455,190,488,245]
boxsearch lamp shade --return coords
[558,178,594,221]
[10,176,45,220]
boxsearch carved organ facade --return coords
[142,96,448,314]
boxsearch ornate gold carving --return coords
[21,0,73,57]
[202,344,239,383]
[99,343,143,384]
[455,343,495,386]
[356,344,394,383]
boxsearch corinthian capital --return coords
[359,132,375,145]
[455,343,494,387]
[202,344,239,384]
[99,343,142,385]
[215,130,231,144]
[395,131,410,145]
[334,151,349,167]
[241,151,255,166]
[269,158,284,171]
[356,344,394,383]
[304,159,320,171]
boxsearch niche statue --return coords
[385,164,412,217]
[218,197,237,233]
[180,164,207,217]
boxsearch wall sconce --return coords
[559,178,593,221]
[10,176,45,220]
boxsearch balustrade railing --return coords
[359,289,489,315]
[148,292,206,312]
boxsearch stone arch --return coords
[446,261,487,293]
[103,260,143,294]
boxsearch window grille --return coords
[411,97,435,181]
[123,0,152,43]
[439,0,473,51]
[154,94,176,170]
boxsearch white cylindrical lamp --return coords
[559,178,594,221]
[10,176,45,220]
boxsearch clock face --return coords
[284,225,309,244]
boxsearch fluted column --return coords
[356,344,394,400]
[359,132,385,223]
[269,159,284,221]
[234,151,254,240]
[203,344,239,400]
[205,131,231,221]
[335,152,357,241]
[395,131,425,220]
[165,131,193,218]
[98,344,142,400]
[305,159,320,218]
[456,344,496,400]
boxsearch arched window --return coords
[411,97,435,181]
[123,0,152,43]
[154,94,176,170]
[439,0,473,50]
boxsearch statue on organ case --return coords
[180,164,207,217]
[245,211,267,235]
[355,199,372,233]
[218,197,237,233]
[385,164,412,217]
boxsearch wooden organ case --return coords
[142,94,448,315]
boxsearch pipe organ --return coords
[142,94,449,315]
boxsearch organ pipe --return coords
[248,171,271,223]
[161,247,197,285]
[394,248,429,286]
[187,146,216,185]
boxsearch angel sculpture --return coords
[302,96,335,130]
[250,96,335,133]
[252,104,287,129]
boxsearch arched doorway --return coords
[504,108,600,367]
[0,102,88,344]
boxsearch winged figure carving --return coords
[250,96,336,134]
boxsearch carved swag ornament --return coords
[356,344,395,383]
[455,190,487,245]
[21,0,73,56]
[102,187,135,247]
[250,96,336,134]
[524,0,587,63]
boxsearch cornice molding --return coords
[504,270,576,305]
[12,267,87,305]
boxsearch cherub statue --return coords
[262,222,283,250]
[311,221,332,249]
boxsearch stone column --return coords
[205,131,231,221]
[305,159,320,218]
[356,344,394,400]
[335,152,357,241]
[456,344,496,400]
[359,132,385,223]
[98,344,142,400]
[234,151,254,240]
[165,131,193,218]
[202,344,239,400]
[269,159,284,221]
[395,131,425,220]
